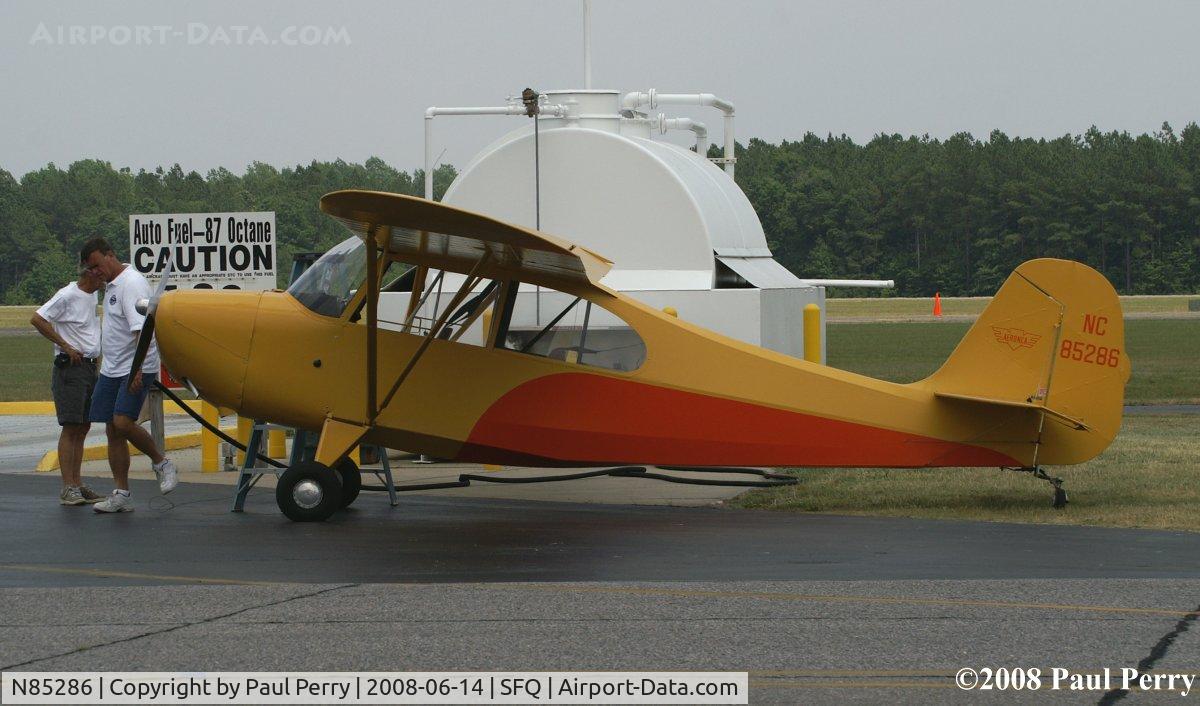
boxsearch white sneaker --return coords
[93,490,134,513]
[153,458,178,494]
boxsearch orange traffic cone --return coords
[933,292,942,317]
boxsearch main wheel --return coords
[336,458,361,508]
[276,461,342,522]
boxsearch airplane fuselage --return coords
[155,286,1049,469]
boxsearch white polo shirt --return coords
[36,283,100,359]
[100,265,160,378]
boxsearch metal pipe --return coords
[659,115,708,157]
[424,104,567,200]
[797,279,896,289]
[623,90,736,176]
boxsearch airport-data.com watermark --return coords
[29,23,351,47]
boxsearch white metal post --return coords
[583,0,592,89]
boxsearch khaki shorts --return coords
[52,358,97,426]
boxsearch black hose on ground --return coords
[153,381,287,469]
[360,465,799,493]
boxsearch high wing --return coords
[320,190,613,290]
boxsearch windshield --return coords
[287,236,366,317]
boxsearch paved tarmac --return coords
[4,473,1200,585]
[0,414,198,472]
[0,474,1197,703]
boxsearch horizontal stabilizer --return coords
[933,391,1090,431]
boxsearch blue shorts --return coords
[89,373,157,423]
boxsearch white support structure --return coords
[798,279,896,289]
[583,0,592,89]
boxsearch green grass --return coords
[0,334,53,401]
[826,294,1197,319]
[826,318,1200,404]
[734,414,1200,532]
[827,297,989,319]
[0,306,37,331]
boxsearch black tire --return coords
[336,458,361,508]
[1052,487,1069,509]
[276,461,342,522]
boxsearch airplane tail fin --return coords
[921,258,1130,466]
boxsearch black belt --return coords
[55,353,98,366]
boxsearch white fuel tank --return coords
[414,90,824,360]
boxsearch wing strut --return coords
[365,224,379,422]
[371,252,492,424]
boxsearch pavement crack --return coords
[0,583,357,671]
[195,615,1134,627]
[1097,600,1199,705]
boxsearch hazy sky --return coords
[3,0,1198,178]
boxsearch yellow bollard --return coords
[803,303,822,364]
[201,401,220,473]
[236,416,253,467]
[268,429,286,459]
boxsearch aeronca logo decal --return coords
[991,327,1041,351]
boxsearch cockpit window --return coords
[501,285,646,372]
[287,237,366,317]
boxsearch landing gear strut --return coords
[1008,466,1068,509]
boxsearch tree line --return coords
[736,123,1200,296]
[2,122,1198,304]
[0,159,458,305]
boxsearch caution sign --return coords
[128,212,277,291]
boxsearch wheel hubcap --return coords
[293,479,323,509]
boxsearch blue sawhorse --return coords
[232,422,398,512]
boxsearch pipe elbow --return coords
[622,90,651,110]
[700,93,734,114]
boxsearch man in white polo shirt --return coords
[30,266,105,505]
[80,237,178,513]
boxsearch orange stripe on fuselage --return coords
[462,373,1018,468]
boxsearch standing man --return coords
[80,237,178,513]
[30,266,105,505]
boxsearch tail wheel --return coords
[276,461,342,522]
[336,458,361,508]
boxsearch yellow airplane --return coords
[138,190,1130,521]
